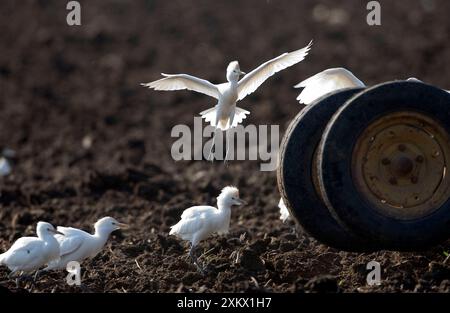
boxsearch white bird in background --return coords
[278,198,291,223]
[169,186,246,273]
[0,157,11,176]
[295,67,365,105]
[406,77,422,83]
[296,68,450,105]
[0,222,62,279]
[44,217,129,270]
[142,41,313,160]
[407,78,450,93]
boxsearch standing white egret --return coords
[169,186,246,273]
[44,217,129,270]
[295,67,365,105]
[0,222,62,279]
[142,41,312,160]
[278,198,291,223]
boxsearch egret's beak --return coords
[116,222,130,230]
[51,229,65,236]
[236,198,247,206]
[239,70,246,76]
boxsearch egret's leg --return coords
[189,245,206,274]
[224,129,230,165]
[14,272,33,289]
[207,128,218,162]
[7,271,20,288]
[7,271,17,280]
[80,284,92,293]
[33,270,41,282]
[11,271,25,288]
[224,113,236,165]
[189,245,196,263]
[189,244,200,266]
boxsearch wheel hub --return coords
[352,111,450,220]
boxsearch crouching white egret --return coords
[0,221,63,285]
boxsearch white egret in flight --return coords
[142,41,313,160]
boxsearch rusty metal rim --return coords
[351,111,450,220]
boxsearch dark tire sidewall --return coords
[278,87,373,251]
[319,81,450,249]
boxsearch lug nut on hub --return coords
[389,177,398,185]
[381,158,391,165]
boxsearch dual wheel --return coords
[278,81,450,251]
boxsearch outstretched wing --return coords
[237,41,313,101]
[295,67,365,105]
[141,73,219,99]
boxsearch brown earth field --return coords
[1,0,450,293]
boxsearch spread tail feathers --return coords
[199,106,250,130]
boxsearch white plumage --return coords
[278,198,291,223]
[296,69,449,106]
[142,42,312,159]
[169,186,246,272]
[143,42,312,130]
[295,67,365,105]
[199,106,250,129]
[45,217,128,270]
[0,222,62,276]
[0,157,11,176]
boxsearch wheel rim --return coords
[352,111,450,220]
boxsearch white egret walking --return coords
[142,41,312,160]
[44,217,129,270]
[0,222,62,280]
[169,186,246,273]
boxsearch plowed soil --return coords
[0,0,449,293]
